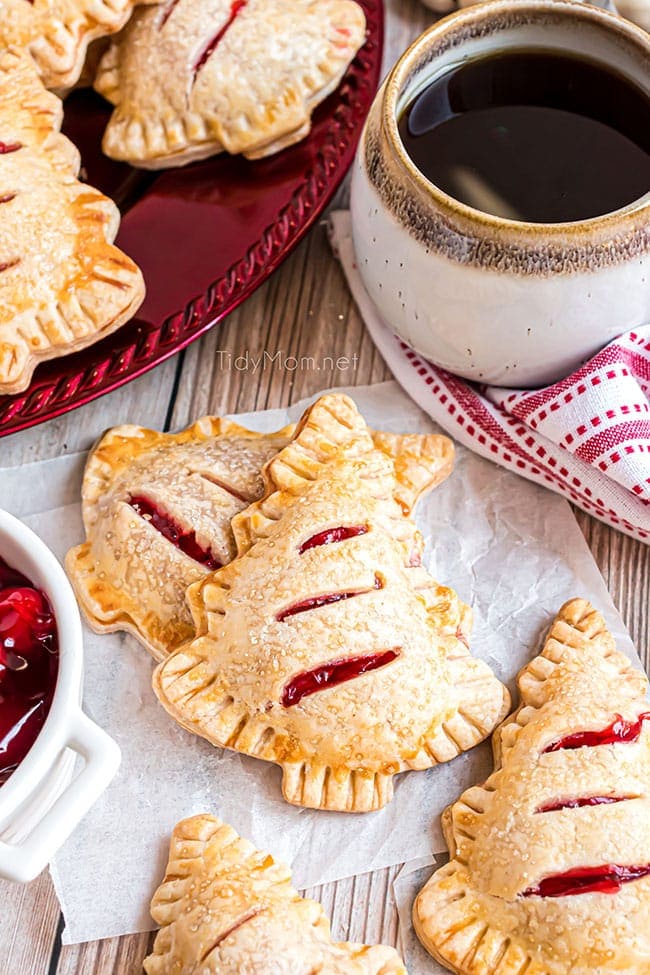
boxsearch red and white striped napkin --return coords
[329,210,650,542]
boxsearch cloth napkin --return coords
[328,210,650,543]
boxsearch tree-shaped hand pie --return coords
[65,410,454,660]
[65,417,294,660]
[0,0,146,89]
[153,394,510,812]
[144,814,407,974]
[0,47,144,395]
[94,0,366,167]
[414,598,650,975]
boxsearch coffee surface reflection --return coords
[398,50,650,223]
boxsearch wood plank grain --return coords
[169,224,391,430]
[0,871,61,975]
[55,932,153,975]
[575,511,650,670]
[303,866,401,948]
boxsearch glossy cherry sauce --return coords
[281,648,400,707]
[536,795,630,814]
[522,863,650,898]
[543,713,650,753]
[299,525,368,555]
[0,556,58,785]
[276,573,383,622]
[129,495,221,570]
[193,0,248,80]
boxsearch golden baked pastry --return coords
[66,417,293,660]
[144,814,407,975]
[414,598,650,975]
[153,394,510,812]
[0,47,144,396]
[0,0,146,90]
[65,411,455,660]
[94,0,367,168]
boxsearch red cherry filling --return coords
[129,496,221,570]
[281,648,400,707]
[536,795,631,814]
[0,698,47,782]
[0,587,54,656]
[0,141,22,154]
[193,0,248,81]
[158,0,181,27]
[0,259,20,273]
[212,909,261,949]
[455,625,470,649]
[0,556,58,786]
[276,574,383,622]
[0,558,29,589]
[0,193,16,204]
[299,526,368,555]
[333,25,353,50]
[522,863,650,898]
[543,712,650,753]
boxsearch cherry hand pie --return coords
[0,0,146,90]
[93,0,367,168]
[153,394,510,812]
[144,814,407,974]
[66,417,294,660]
[0,47,144,395]
[414,598,650,975]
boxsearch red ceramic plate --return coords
[0,0,383,437]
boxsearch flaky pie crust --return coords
[65,417,293,660]
[144,814,407,974]
[0,48,144,395]
[0,0,150,90]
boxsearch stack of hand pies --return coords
[0,0,366,394]
[64,392,650,973]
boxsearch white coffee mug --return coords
[351,0,650,387]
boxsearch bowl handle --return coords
[0,710,120,884]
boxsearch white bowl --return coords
[0,509,120,883]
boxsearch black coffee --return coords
[398,50,650,223]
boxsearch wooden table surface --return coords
[2,2,649,972]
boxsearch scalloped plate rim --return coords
[0,0,383,438]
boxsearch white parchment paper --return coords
[0,381,642,945]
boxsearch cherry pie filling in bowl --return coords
[0,555,59,786]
